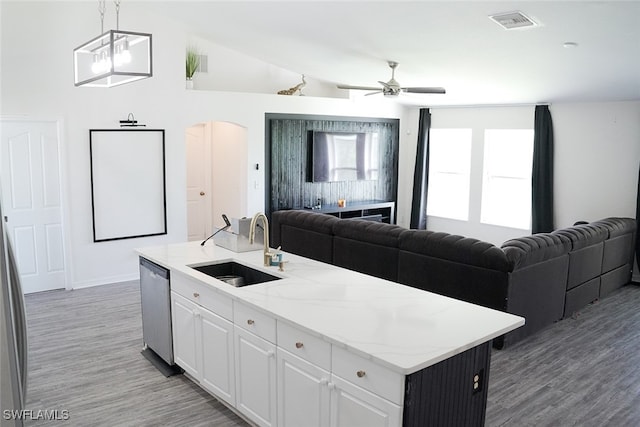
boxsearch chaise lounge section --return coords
[271,209,636,348]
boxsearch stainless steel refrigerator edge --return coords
[0,199,28,427]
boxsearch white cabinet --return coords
[329,345,403,427]
[171,291,235,406]
[275,321,401,427]
[199,305,235,405]
[170,275,404,427]
[234,325,277,427]
[276,320,332,427]
[171,292,199,377]
[330,374,402,427]
[277,348,331,427]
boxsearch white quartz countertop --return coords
[136,241,524,375]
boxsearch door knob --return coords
[200,191,205,196]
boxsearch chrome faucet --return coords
[249,212,272,266]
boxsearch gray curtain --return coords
[410,108,431,229]
[532,105,554,233]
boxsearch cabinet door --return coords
[330,375,402,427]
[234,326,277,427]
[200,307,235,406]
[277,349,330,427]
[171,292,200,378]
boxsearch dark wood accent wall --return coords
[265,113,399,218]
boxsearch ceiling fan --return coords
[337,61,445,97]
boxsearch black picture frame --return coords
[89,129,167,242]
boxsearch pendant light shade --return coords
[73,1,152,88]
[74,30,152,87]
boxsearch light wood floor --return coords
[22,281,640,426]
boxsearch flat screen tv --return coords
[310,131,379,182]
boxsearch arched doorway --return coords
[185,121,248,241]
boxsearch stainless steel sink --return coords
[190,261,281,287]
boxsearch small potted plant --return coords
[185,47,201,89]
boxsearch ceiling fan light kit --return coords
[337,61,445,98]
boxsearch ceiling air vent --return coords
[489,11,539,30]
[197,54,208,73]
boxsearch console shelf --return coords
[304,200,395,224]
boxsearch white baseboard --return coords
[70,274,139,290]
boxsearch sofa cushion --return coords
[503,255,569,346]
[552,223,608,250]
[501,233,572,270]
[592,217,636,274]
[333,220,406,282]
[399,230,511,272]
[552,224,607,290]
[271,210,340,263]
[333,219,405,246]
[397,251,510,312]
[592,217,637,238]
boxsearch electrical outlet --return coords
[472,369,484,394]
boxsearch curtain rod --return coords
[413,103,550,110]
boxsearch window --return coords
[426,129,472,221]
[480,129,534,229]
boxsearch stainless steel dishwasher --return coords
[139,257,181,375]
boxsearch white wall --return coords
[185,34,346,99]
[552,101,640,227]
[0,1,409,288]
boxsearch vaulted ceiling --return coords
[151,1,640,106]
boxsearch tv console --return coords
[303,200,395,224]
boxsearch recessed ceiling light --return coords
[563,42,579,48]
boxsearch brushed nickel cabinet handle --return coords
[356,370,366,378]
[200,191,205,196]
[247,319,255,325]
[295,342,304,349]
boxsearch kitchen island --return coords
[137,241,523,427]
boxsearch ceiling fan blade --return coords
[365,91,382,96]
[378,81,391,89]
[402,87,446,94]
[337,84,381,91]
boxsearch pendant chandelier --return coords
[73,1,152,87]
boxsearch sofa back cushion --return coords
[501,233,572,270]
[591,217,636,273]
[271,210,339,263]
[399,230,512,271]
[333,219,406,282]
[397,230,511,311]
[552,224,608,290]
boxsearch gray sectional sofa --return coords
[271,210,636,348]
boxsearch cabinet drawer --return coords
[332,346,405,405]
[172,272,232,320]
[233,301,276,343]
[277,321,331,371]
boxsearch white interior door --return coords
[0,120,66,294]
[186,121,248,242]
[186,124,211,241]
